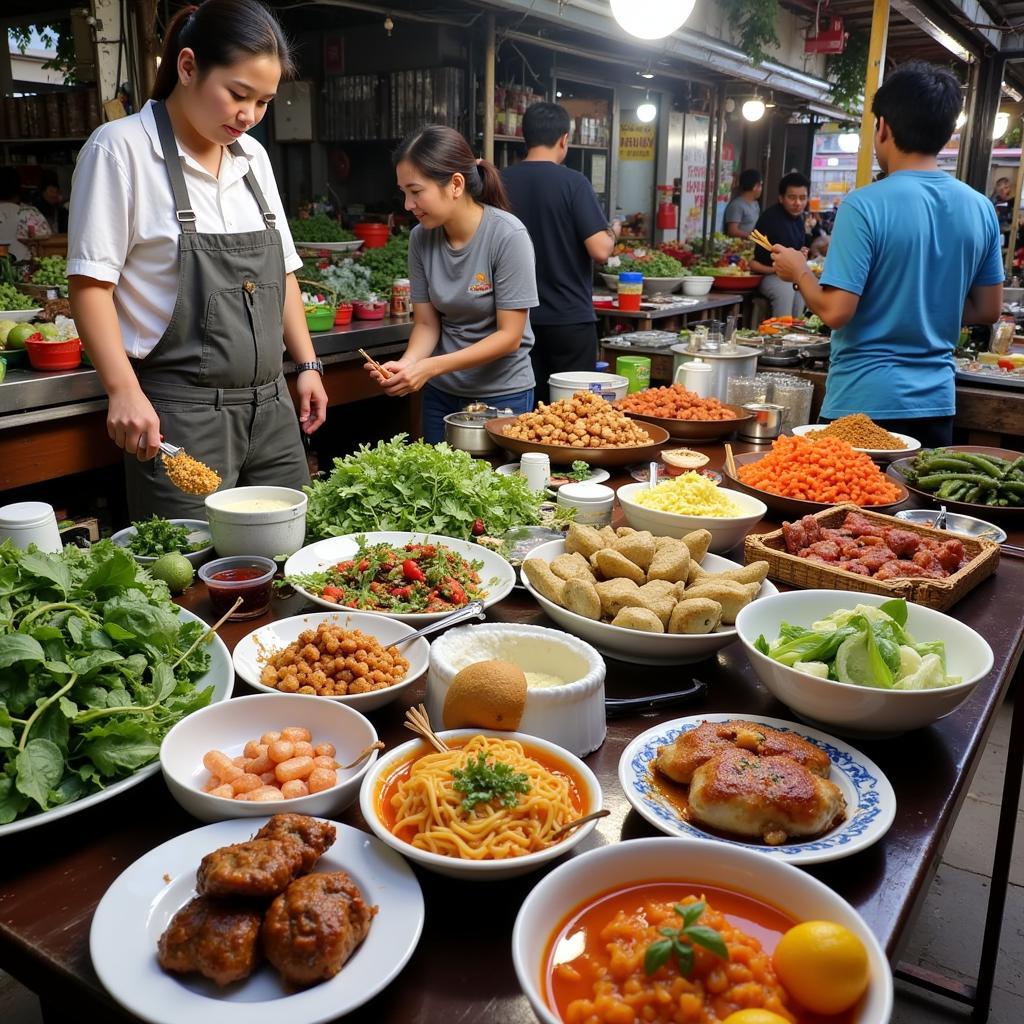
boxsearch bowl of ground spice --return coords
[792,415,921,462]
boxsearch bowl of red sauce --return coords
[198,555,277,620]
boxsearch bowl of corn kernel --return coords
[617,475,767,552]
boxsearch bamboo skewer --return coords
[403,703,449,753]
[724,443,738,479]
[358,348,392,380]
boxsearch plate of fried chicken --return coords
[618,715,895,865]
[90,813,424,1023]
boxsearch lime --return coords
[7,323,36,349]
[36,322,59,340]
[150,552,195,594]
[0,320,16,345]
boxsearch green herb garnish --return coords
[451,751,530,813]
[568,461,592,482]
[643,902,729,977]
[128,516,206,558]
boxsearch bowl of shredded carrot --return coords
[724,434,909,515]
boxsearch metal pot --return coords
[443,412,497,455]
[670,343,760,401]
[738,403,784,441]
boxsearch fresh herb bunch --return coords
[304,435,544,541]
[288,214,356,244]
[30,256,68,288]
[451,751,531,812]
[127,517,206,558]
[0,540,216,825]
[644,901,729,977]
[608,251,686,278]
[357,236,410,296]
[568,461,592,482]
[0,283,34,311]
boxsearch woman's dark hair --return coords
[738,168,762,192]
[394,125,510,212]
[152,0,295,102]
[523,102,571,149]
[872,60,960,156]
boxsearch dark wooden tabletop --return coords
[2,447,1023,1024]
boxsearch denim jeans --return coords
[421,383,536,444]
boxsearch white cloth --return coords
[67,100,301,358]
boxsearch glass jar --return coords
[726,375,770,407]
[767,375,814,429]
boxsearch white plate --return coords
[791,423,921,459]
[618,713,896,865]
[111,519,214,567]
[0,307,43,322]
[232,611,431,712]
[295,240,364,253]
[496,462,611,487]
[0,607,233,838]
[90,818,424,1024]
[283,531,515,625]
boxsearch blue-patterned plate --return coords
[618,713,895,865]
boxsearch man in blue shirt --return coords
[771,61,1003,447]
[502,103,619,404]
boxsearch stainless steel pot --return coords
[670,344,760,401]
[739,403,784,441]
[443,412,497,455]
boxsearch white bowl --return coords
[548,371,629,404]
[205,486,307,559]
[425,623,606,756]
[681,276,714,296]
[617,481,767,553]
[0,308,43,322]
[283,531,516,625]
[359,729,602,880]
[111,519,213,567]
[160,692,379,822]
[791,423,921,461]
[232,610,431,712]
[735,590,994,737]
[512,837,893,1024]
[522,539,778,665]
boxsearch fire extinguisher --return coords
[656,185,677,230]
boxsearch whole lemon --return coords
[722,1011,791,1024]
[772,920,870,1015]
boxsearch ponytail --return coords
[152,0,294,102]
[394,125,511,212]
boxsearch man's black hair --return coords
[778,171,809,195]
[523,102,572,149]
[738,168,762,192]
[871,60,960,156]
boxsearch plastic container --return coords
[556,482,614,527]
[615,356,651,393]
[676,357,714,398]
[198,555,276,620]
[0,500,62,552]
[25,336,82,371]
[521,452,551,492]
[353,222,390,249]
[548,371,629,404]
[353,299,388,320]
[304,306,335,332]
[334,303,353,326]
[617,271,643,312]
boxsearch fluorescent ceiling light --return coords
[610,0,696,41]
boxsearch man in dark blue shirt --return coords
[750,172,812,318]
[502,103,619,404]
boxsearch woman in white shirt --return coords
[0,167,51,262]
[68,0,327,518]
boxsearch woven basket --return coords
[743,503,1000,611]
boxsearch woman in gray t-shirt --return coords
[366,125,538,443]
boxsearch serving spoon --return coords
[394,600,485,648]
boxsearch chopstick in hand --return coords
[358,348,391,381]
[750,229,773,251]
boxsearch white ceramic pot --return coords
[205,486,307,559]
[0,501,62,552]
[681,276,714,296]
[548,371,629,404]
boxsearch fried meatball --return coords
[196,837,305,900]
[157,896,263,986]
[254,814,336,873]
[261,872,377,987]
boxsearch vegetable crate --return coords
[744,503,1000,611]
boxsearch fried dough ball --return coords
[593,548,646,584]
[522,558,567,605]
[682,580,760,624]
[647,539,691,583]
[158,896,263,987]
[563,577,602,620]
[595,577,642,618]
[550,552,595,582]
[501,391,652,448]
[565,523,605,559]
[612,531,656,571]
[668,598,723,635]
[611,607,665,632]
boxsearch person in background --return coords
[367,125,538,443]
[750,172,811,318]
[990,176,1013,247]
[723,169,763,239]
[770,60,1003,448]
[501,102,619,404]
[34,170,69,233]
[0,167,51,262]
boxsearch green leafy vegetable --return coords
[0,540,215,825]
[568,461,592,482]
[304,435,544,541]
[288,214,355,244]
[30,256,68,289]
[451,750,530,813]
[127,517,206,558]
[357,234,410,296]
[606,251,686,278]
[0,282,35,311]
[644,901,729,977]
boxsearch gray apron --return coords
[124,100,309,520]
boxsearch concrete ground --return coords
[2,700,1020,1024]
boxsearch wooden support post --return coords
[483,14,495,163]
[855,0,890,188]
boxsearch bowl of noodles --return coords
[512,836,893,1024]
[358,730,602,880]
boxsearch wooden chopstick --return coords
[358,348,391,380]
[724,443,738,478]
[750,229,773,251]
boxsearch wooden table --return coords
[2,449,1022,1023]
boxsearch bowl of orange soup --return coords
[512,836,893,1024]
[358,729,602,880]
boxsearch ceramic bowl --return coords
[205,486,307,559]
[111,519,213,567]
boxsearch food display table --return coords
[1,442,1021,1024]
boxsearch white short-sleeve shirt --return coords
[67,100,302,358]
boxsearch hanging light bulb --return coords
[610,0,696,41]
[742,98,766,122]
[837,133,860,153]
[636,99,658,123]
[994,111,1010,140]
[955,109,967,130]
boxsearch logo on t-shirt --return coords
[468,272,493,295]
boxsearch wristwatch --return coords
[295,360,324,375]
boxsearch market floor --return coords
[1,699,1021,1024]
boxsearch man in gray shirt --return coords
[723,169,763,239]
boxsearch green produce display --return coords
[304,434,544,541]
[900,448,1024,507]
[607,252,686,278]
[288,214,356,244]
[0,283,35,312]
[5,323,37,349]
[30,256,68,289]
[127,517,207,558]
[0,540,216,825]
[358,235,410,296]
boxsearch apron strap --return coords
[230,141,277,229]
[153,101,197,233]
